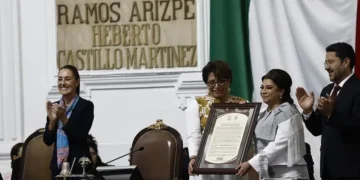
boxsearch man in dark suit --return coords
[296,42,360,179]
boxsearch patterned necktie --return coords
[330,85,341,99]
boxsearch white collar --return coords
[336,73,353,88]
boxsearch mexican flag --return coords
[210,0,359,179]
[210,0,360,101]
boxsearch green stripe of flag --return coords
[210,0,253,101]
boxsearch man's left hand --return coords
[317,95,334,117]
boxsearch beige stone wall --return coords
[56,0,197,70]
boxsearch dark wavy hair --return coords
[262,69,294,105]
[87,134,107,166]
[326,42,356,69]
[59,65,80,95]
[87,134,98,153]
[202,61,232,84]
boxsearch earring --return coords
[280,94,283,99]
[228,88,231,93]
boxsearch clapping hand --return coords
[52,103,66,123]
[295,87,315,114]
[317,94,334,117]
[46,101,57,122]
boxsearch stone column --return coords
[0,0,24,173]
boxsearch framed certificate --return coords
[193,103,262,174]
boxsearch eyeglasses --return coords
[324,60,335,67]
[207,79,228,87]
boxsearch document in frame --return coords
[204,112,249,164]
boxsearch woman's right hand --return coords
[188,158,196,175]
[46,101,57,122]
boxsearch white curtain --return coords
[249,0,357,179]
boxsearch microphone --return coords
[105,147,144,164]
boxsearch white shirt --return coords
[185,99,202,157]
[329,72,353,96]
[248,114,307,172]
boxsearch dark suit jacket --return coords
[43,97,94,176]
[304,75,360,179]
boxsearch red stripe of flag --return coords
[355,0,360,77]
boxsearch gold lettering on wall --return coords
[57,0,197,70]
[57,46,197,70]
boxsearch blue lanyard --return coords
[65,96,79,117]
